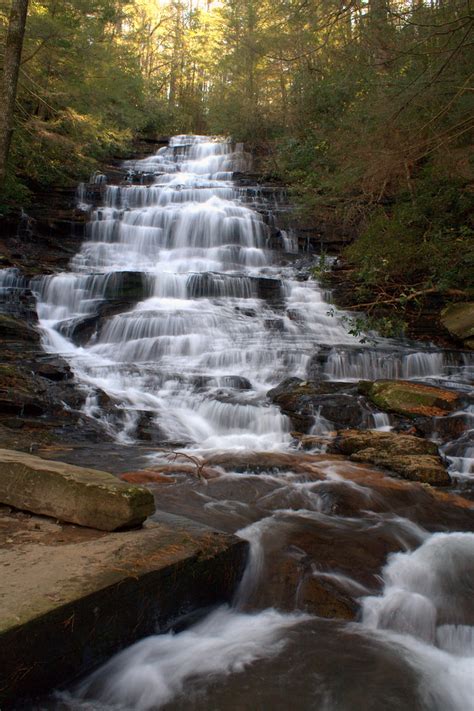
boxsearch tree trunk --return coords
[0,0,29,191]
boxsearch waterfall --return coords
[35,135,363,449]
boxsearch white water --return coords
[361,532,474,710]
[30,135,474,710]
[63,607,311,711]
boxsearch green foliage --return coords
[345,176,474,294]
[310,252,332,285]
[327,307,408,344]
[0,172,32,215]
[1,0,183,198]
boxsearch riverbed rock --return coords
[120,462,223,483]
[0,448,155,530]
[350,451,450,485]
[359,379,462,418]
[441,302,474,349]
[291,432,336,449]
[330,429,450,485]
[267,378,372,432]
[205,450,341,476]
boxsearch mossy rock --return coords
[333,429,438,456]
[350,449,450,486]
[331,429,451,486]
[441,302,474,349]
[358,380,460,418]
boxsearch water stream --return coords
[31,136,474,710]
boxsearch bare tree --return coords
[0,0,29,191]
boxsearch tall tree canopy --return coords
[1,0,473,299]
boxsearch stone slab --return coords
[0,506,247,707]
[0,448,155,530]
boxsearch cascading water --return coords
[33,135,474,710]
[36,135,369,451]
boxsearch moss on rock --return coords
[358,379,461,418]
[330,429,451,486]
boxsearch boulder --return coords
[267,378,372,432]
[333,429,439,457]
[350,451,449,486]
[0,448,155,530]
[441,302,474,349]
[359,379,462,418]
[330,429,450,486]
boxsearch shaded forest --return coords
[0,0,473,305]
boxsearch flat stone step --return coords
[0,507,247,707]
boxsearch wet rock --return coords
[350,451,450,486]
[0,313,39,343]
[359,379,462,418]
[135,411,168,443]
[59,273,150,346]
[331,429,450,486]
[244,513,397,617]
[31,359,73,382]
[120,462,223,483]
[291,432,336,449]
[441,302,474,349]
[333,430,439,457]
[0,283,37,323]
[0,448,155,530]
[0,364,47,416]
[416,412,471,443]
[296,576,358,619]
[267,378,372,432]
[264,318,285,332]
[206,450,340,476]
[218,375,252,390]
[121,469,176,484]
[102,271,148,302]
[62,298,143,346]
[255,276,284,307]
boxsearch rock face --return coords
[441,302,474,349]
[359,379,462,418]
[267,378,372,432]
[0,448,155,530]
[330,430,451,486]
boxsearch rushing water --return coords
[29,135,474,710]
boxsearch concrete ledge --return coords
[0,448,155,530]
[0,508,247,707]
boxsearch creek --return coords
[32,135,474,710]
